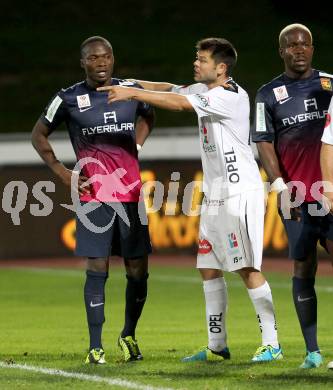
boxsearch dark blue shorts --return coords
[75,202,151,258]
[279,202,333,260]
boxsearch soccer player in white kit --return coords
[98,37,282,362]
[320,97,333,369]
[321,97,333,205]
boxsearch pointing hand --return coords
[97,85,135,104]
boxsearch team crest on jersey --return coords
[195,94,210,107]
[198,238,212,254]
[320,78,332,91]
[76,94,91,109]
[273,85,289,102]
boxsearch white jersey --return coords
[173,81,263,199]
[321,96,333,144]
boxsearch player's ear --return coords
[217,62,226,77]
[278,47,284,59]
[80,59,85,69]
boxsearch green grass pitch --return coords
[1,263,333,389]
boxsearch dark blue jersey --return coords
[40,78,152,202]
[252,70,333,201]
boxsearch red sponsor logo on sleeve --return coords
[198,239,212,254]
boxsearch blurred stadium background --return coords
[1,0,332,260]
[1,2,333,388]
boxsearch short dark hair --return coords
[80,36,113,58]
[196,37,237,76]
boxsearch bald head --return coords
[279,24,312,47]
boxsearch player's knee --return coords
[237,267,257,279]
[126,266,148,280]
[125,257,148,280]
[199,268,223,280]
[87,257,109,273]
[126,272,149,283]
[293,259,317,278]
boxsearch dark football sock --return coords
[292,276,319,352]
[84,270,108,350]
[121,273,148,339]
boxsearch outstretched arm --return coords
[31,119,90,195]
[97,86,193,112]
[129,79,176,92]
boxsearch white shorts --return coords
[197,188,264,272]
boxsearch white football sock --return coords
[203,277,228,352]
[247,281,279,348]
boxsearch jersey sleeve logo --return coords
[256,102,267,132]
[45,95,63,122]
[320,78,332,91]
[77,94,91,110]
[194,94,210,107]
[273,85,289,102]
[201,125,209,143]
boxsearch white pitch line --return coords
[0,362,174,390]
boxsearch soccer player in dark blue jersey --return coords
[252,23,333,368]
[31,36,154,364]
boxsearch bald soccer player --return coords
[253,24,333,369]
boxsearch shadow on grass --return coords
[3,353,332,387]
[258,370,333,385]
[0,352,83,363]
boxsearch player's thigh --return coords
[279,203,319,262]
[75,202,115,258]
[197,202,224,271]
[326,239,333,267]
[218,190,264,272]
[197,191,263,273]
[319,211,333,266]
[242,188,265,271]
[117,202,152,259]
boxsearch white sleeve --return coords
[185,87,236,119]
[321,97,333,145]
[171,83,208,95]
